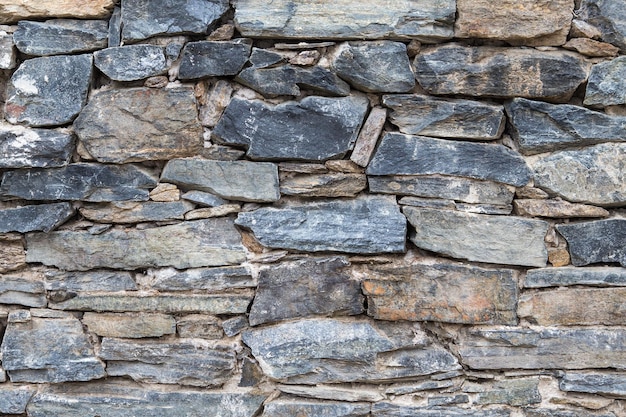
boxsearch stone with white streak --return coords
[0,124,74,168]
[13,19,108,56]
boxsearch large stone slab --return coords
[94,45,167,81]
[0,163,157,202]
[0,124,74,168]
[415,45,588,101]
[404,207,548,267]
[83,312,175,338]
[0,0,115,24]
[0,202,74,233]
[372,403,510,417]
[74,87,202,163]
[44,270,137,292]
[161,159,279,202]
[234,0,455,41]
[560,372,626,397]
[26,218,246,270]
[143,266,254,291]
[585,56,626,106]
[367,133,531,187]
[213,95,368,162]
[5,54,92,127]
[179,40,251,79]
[383,95,505,140]
[556,219,626,266]
[579,0,626,52]
[79,201,194,223]
[0,385,35,415]
[13,19,108,56]
[235,196,406,254]
[524,267,626,288]
[262,399,370,417]
[531,143,626,206]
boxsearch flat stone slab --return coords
[556,219,626,266]
[0,124,74,168]
[234,0,455,41]
[79,201,194,223]
[579,0,626,52]
[526,410,615,417]
[0,385,35,415]
[0,275,46,307]
[83,312,175,338]
[143,265,254,291]
[471,378,541,407]
[367,133,531,187]
[13,19,108,56]
[94,45,167,81]
[179,40,251,79]
[213,95,368,161]
[513,199,609,218]
[74,87,202,163]
[585,55,626,106]
[26,218,246,270]
[44,269,137,292]
[524,267,626,288]
[280,172,367,197]
[0,202,74,233]
[372,403,511,417]
[560,372,626,397]
[235,196,406,254]
[0,0,115,24]
[262,399,370,417]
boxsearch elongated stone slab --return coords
[235,196,406,254]
[83,313,175,338]
[526,410,615,417]
[556,219,626,266]
[79,201,194,223]
[560,372,626,397]
[14,19,108,56]
[26,218,246,270]
[0,124,74,168]
[179,40,251,79]
[280,173,367,197]
[514,199,609,218]
[524,267,626,288]
[383,95,505,140]
[0,0,115,24]
[94,45,167,81]
[404,207,548,267]
[372,403,510,417]
[0,203,74,233]
[262,399,370,417]
[44,270,137,292]
[471,378,541,406]
[579,0,626,52]
[143,266,254,291]
[585,56,626,106]
[0,275,46,307]
[234,0,455,41]
[367,133,531,187]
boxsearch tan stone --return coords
[149,183,180,202]
[324,160,364,173]
[0,0,115,24]
[350,107,386,167]
[0,240,25,273]
[515,186,549,199]
[289,50,320,66]
[208,23,235,41]
[184,205,241,220]
[550,396,614,411]
[83,313,176,338]
[563,38,620,57]
[199,80,233,127]
[570,19,603,40]
[548,247,571,267]
[514,199,609,218]
[279,173,367,197]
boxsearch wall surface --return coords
[0,0,625,416]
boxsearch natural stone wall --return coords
[0,0,624,416]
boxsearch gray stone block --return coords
[560,372,626,397]
[0,202,74,233]
[13,19,108,56]
[262,399,371,417]
[0,124,74,168]
[179,40,252,79]
[524,267,626,288]
[579,0,626,52]
[94,45,167,81]
[557,219,626,266]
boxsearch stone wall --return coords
[0,0,625,416]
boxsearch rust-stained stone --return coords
[350,107,386,167]
[0,0,115,24]
[0,240,25,273]
[514,199,609,218]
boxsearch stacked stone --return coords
[0,0,624,416]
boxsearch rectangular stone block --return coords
[0,202,74,233]
[0,0,115,24]
[0,275,46,308]
[524,267,626,288]
[44,270,137,292]
[556,219,626,266]
[262,399,371,417]
[141,266,254,291]
[82,312,176,338]
[560,372,626,397]
[78,201,194,223]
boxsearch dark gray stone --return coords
[0,124,74,168]
[145,266,254,291]
[0,275,46,307]
[560,372,626,397]
[0,202,74,233]
[524,267,626,288]
[213,95,368,161]
[79,201,194,223]
[585,56,626,106]
[0,163,158,202]
[222,316,248,337]
[580,0,626,52]
[44,269,137,292]
[372,403,510,417]
[383,95,505,140]
[262,399,370,417]
[108,6,121,47]
[556,219,626,266]
[473,378,541,406]
[13,19,108,56]
[182,190,227,207]
[178,40,252,79]
[0,385,36,415]
[332,41,414,93]
[236,196,406,254]
[249,47,283,68]
[5,54,92,127]
[427,395,469,406]
[94,45,167,81]
[367,133,532,187]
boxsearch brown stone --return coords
[0,240,25,273]
[515,186,549,199]
[548,247,571,267]
[279,173,367,197]
[325,160,364,173]
[82,313,176,338]
[199,80,233,127]
[149,183,180,202]
[184,205,241,220]
[563,38,620,57]
[514,199,609,218]
[177,314,224,339]
[570,19,603,39]
[0,0,115,24]
[350,107,387,167]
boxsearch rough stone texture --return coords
[278,385,384,402]
[199,80,233,126]
[556,219,626,266]
[404,207,548,267]
[94,45,167,81]
[74,87,202,163]
[213,95,368,162]
[560,372,626,397]
[179,40,252,79]
[184,204,241,219]
[361,261,518,324]
[142,266,254,291]
[5,54,92,127]
[177,315,223,339]
[514,199,609,218]
[0,240,26,273]
[372,403,511,416]
[0,385,35,414]
[383,95,505,140]
[236,196,406,254]
[262,399,371,417]
[332,41,415,93]
[83,313,176,338]
[470,378,541,406]
[0,34,17,69]
[524,267,626,288]
[584,56,626,106]
[234,0,455,41]
[367,133,531,187]
[44,270,137,292]
[531,143,626,206]
[415,45,588,101]
[0,202,73,233]
[26,218,246,270]
[280,172,367,197]
[161,159,280,202]
[13,19,108,56]
[579,0,626,52]
[563,38,620,57]
[108,6,121,47]
[526,410,616,417]
[0,0,115,24]
[79,201,194,223]
[0,275,46,307]
[0,123,74,168]
[351,107,386,167]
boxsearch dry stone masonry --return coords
[0,0,624,416]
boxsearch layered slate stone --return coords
[83,313,176,338]
[242,318,460,384]
[143,266,254,291]
[0,240,26,273]
[121,0,229,42]
[584,56,626,106]
[556,219,626,266]
[579,0,626,52]
[1,313,105,383]
[44,270,137,292]
[332,41,415,93]
[0,124,74,168]
[26,218,246,270]
[74,87,202,163]
[280,173,367,197]
[94,45,167,81]
[0,163,157,202]
[262,399,370,417]
[0,385,35,415]
[161,159,279,202]
[0,0,115,24]
[0,203,74,233]
[415,45,589,101]
[179,40,252,79]
[361,261,518,324]
[560,372,626,397]
[524,267,626,288]
[514,199,609,218]
[79,201,194,223]
[249,257,364,326]
[367,133,531,187]
[372,403,511,417]
[532,143,626,206]
[470,378,541,406]
[5,54,92,127]
[351,107,386,167]
[234,0,455,41]
[505,98,626,155]
[526,411,616,417]
[13,19,108,56]
[236,196,406,254]
[213,95,368,161]
[0,275,46,307]
[404,207,548,267]
[383,95,505,140]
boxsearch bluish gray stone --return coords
[145,266,254,291]
[222,316,248,337]
[13,19,108,56]
[427,395,469,406]
[372,403,510,417]
[94,45,167,81]
[560,372,626,397]
[182,190,227,207]
[584,56,626,106]
[108,6,121,47]
[0,202,74,233]
[44,270,137,292]
[78,201,194,223]
[579,0,626,52]
[524,267,626,288]
[262,399,371,417]
[179,40,252,79]
[0,385,36,415]
[0,124,74,168]
[557,219,626,266]
[0,275,46,307]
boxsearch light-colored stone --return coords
[350,107,386,167]
[0,34,17,69]
[564,38,620,57]
[184,205,241,219]
[199,80,233,127]
[280,173,367,197]
[149,183,180,201]
[514,199,609,218]
[0,0,115,24]
[83,313,176,338]
[585,56,626,106]
[79,201,194,223]
[177,315,223,339]
[0,240,25,273]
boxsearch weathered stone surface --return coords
[351,107,386,167]
[234,0,455,41]
[332,41,415,93]
[5,54,92,127]
[121,0,229,42]
[455,203,512,215]
[179,40,252,79]
[44,270,137,292]
[0,0,115,24]
[262,399,370,417]
[584,56,626,106]
[524,267,626,288]
[250,257,364,326]
[243,318,460,383]
[0,240,25,273]
[181,191,226,207]
[149,183,180,202]
[74,87,202,163]
[361,261,518,324]
[556,219,626,266]
[0,124,74,168]
[514,199,609,218]
[372,403,510,417]
[14,19,108,56]
[532,143,626,206]
[177,315,223,339]
[525,409,616,417]
[27,218,246,270]
[185,204,240,219]
[506,98,626,155]
[236,196,406,254]
[367,133,531,187]
[79,201,194,223]
[108,6,121,47]
[142,266,254,291]
[161,159,279,202]
[560,372,626,397]
[404,207,548,267]
[415,45,588,101]
[1,314,105,383]
[213,95,368,161]
[199,80,233,127]
[280,173,367,197]
[383,95,505,140]
[94,45,167,81]
[0,385,35,415]
[278,385,384,402]
[458,327,626,370]
[222,316,248,337]
[0,202,74,233]
[564,38,620,57]
[0,34,17,69]
[470,378,541,406]
[579,0,626,52]
[0,275,45,307]
[83,313,176,338]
